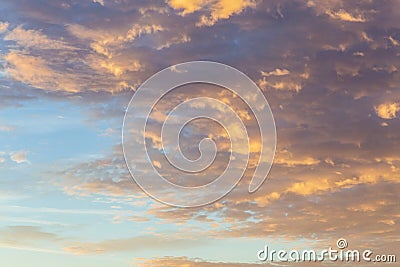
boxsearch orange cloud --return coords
[4,26,76,50]
[0,21,9,33]
[167,0,257,26]
[375,102,400,119]
[4,52,79,93]
[326,9,366,22]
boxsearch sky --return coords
[0,0,399,266]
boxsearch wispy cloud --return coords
[65,235,207,255]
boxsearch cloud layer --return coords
[0,0,399,266]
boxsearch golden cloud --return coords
[167,0,257,26]
[375,102,400,119]
[326,9,366,22]
[4,52,79,92]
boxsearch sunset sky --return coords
[0,0,399,266]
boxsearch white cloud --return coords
[92,0,105,6]
[10,151,29,164]
[0,125,15,132]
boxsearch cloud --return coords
[306,0,375,23]
[4,52,79,93]
[167,0,208,15]
[67,23,164,57]
[157,34,191,50]
[92,0,105,6]
[326,9,366,22]
[0,124,15,132]
[10,150,29,164]
[167,0,257,26]
[0,226,57,244]
[198,0,257,26]
[0,226,64,254]
[136,256,357,266]
[274,150,320,167]
[261,68,290,77]
[0,21,9,33]
[375,102,400,119]
[1,1,400,264]
[388,35,399,46]
[153,160,162,168]
[85,54,142,77]
[136,256,260,266]
[64,235,207,255]
[4,25,76,50]
[260,80,302,92]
